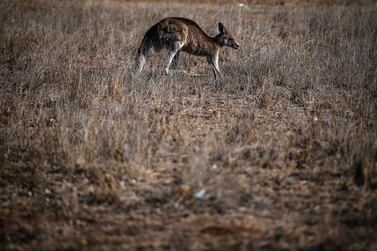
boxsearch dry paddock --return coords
[0,0,377,250]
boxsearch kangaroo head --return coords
[215,23,240,49]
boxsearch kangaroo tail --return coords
[133,29,155,74]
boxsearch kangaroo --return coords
[134,17,240,80]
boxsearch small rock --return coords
[194,189,206,199]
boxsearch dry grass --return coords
[119,0,376,6]
[1,0,377,250]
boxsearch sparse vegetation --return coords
[1,0,377,250]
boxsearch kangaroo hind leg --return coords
[171,51,187,74]
[171,51,181,70]
[165,42,184,75]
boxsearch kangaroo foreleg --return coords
[209,63,218,80]
[212,56,223,79]
[207,57,222,80]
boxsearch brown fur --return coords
[134,17,239,79]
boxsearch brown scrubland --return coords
[0,0,376,250]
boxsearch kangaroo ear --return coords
[218,22,226,34]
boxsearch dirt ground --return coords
[1,0,377,250]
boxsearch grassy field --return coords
[1,0,377,250]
